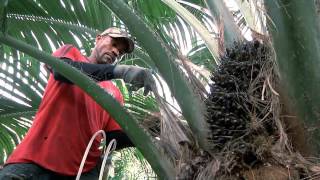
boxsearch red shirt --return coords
[6,45,124,175]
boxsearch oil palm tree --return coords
[1,0,320,179]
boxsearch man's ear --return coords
[96,35,102,43]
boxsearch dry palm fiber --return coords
[145,73,193,162]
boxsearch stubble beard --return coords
[95,49,113,64]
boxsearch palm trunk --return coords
[264,0,320,153]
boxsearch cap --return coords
[100,27,134,53]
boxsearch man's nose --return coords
[112,48,120,57]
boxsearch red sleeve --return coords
[45,45,75,72]
[105,118,122,132]
[52,44,75,58]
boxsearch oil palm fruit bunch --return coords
[205,40,275,168]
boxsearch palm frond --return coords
[0,96,35,163]
[109,148,157,179]
[161,0,219,65]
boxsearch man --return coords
[0,27,153,179]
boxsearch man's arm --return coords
[52,58,115,83]
[52,57,155,95]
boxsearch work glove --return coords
[113,65,155,95]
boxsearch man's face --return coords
[94,35,128,64]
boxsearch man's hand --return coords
[113,65,155,95]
